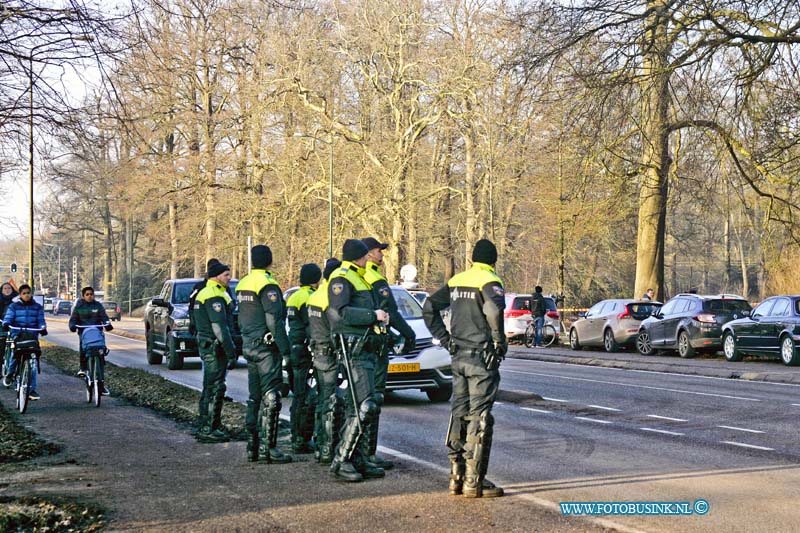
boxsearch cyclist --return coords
[530,286,546,347]
[0,282,18,383]
[69,287,113,395]
[2,284,47,399]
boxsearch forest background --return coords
[2,0,800,309]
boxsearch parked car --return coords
[636,293,751,358]
[721,295,800,365]
[144,278,241,370]
[504,293,561,341]
[43,298,54,313]
[53,300,73,316]
[283,284,453,402]
[569,299,662,352]
[102,300,122,321]
[408,290,429,306]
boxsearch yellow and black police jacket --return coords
[192,279,237,357]
[364,261,415,344]
[286,285,314,345]
[423,262,506,349]
[327,261,379,337]
[235,269,290,356]
[308,279,333,346]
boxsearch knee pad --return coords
[266,390,281,409]
[373,392,385,406]
[358,398,379,422]
[478,411,494,431]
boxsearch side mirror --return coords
[651,310,661,318]
[151,297,167,308]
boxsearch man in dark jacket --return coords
[327,239,389,482]
[530,286,546,348]
[423,239,506,498]
[69,287,113,394]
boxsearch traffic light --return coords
[10,263,16,273]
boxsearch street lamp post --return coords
[39,242,61,296]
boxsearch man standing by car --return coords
[286,262,322,454]
[235,245,292,464]
[423,238,506,498]
[530,286,546,347]
[192,262,237,443]
[361,236,416,471]
[69,286,113,394]
[642,288,655,301]
[308,257,341,465]
[327,239,389,482]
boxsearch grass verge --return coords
[0,496,104,532]
[0,399,61,463]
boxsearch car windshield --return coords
[704,299,751,313]
[172,280,238,304]
[628,302,662,320]
[391,288,423,320]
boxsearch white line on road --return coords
[575,416,612,424]
[587,404,621,412]
[717,425,765,434]
[647,414,689,422]
[504,369,762,402]
[378,445,449,474]
[494,401,504,405]
[521,407,552,414]
[542,397,569,402]
[640,427,685,436]
[792,404,800,407]
[721,441,774,451]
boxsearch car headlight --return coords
[173,318,190,328]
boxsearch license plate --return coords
[389,362,420,373]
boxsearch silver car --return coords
[569,299,662,352]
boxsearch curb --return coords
[507,348,800,385]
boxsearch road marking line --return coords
[377,446,449,473]
[717,425,764,434]
[721,441,774,451]
[647,414,688,422]
[792,404,800,407]
[575,416,612,424]
[542,397,569,402]
[521,407,552,414]
[640,427,684,436]
[494,401,505,405]
[587,404,621,412]
[504,369,761,402]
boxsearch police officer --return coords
[327,239,389,482]
[308,258,342,465]
[286,263,322,453]
[361,237,416,470]
[235,245,292,463]
[423,239,506,498]
[192,262,237,443]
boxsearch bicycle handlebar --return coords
[7,326,46,332]
[75,323,111,329]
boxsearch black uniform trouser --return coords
[198,338,228,428]
[447,347,500,461]
[374,336,390,400]
[335,335,377,463]
[312,341,340,457]
[243,338,283,434]
[289,342,315,441]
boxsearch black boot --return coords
[197,389,229,443]
[463,412,503,498]
[247,431,259,462]
[330,414,363,482]
[258,391,292,464]
[449,456,465,495]
[366,415,394,470]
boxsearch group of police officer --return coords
[191,236,507,497]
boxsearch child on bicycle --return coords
[79,323,109,394]
[2,285,47,399]
[69,286,113,395]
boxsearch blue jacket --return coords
[3,299,46,339]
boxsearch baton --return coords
[338,333,365,436]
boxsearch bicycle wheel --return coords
[92,356,101,407]
[18,357,31,414]
[85,356,93,404]
[523,323,535,348]
[540,325,557,347]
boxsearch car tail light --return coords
[504,309,530,318]
[695,314,716,323]
[617,309,632,320]
[546,311,559,319]
[116,307,120,313]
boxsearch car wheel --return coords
[146,329,162,365]
[426,386,452,403]
[166,334,184,370]
[569,328,582,351]
[636,330,655,356]
[723,332,743,362]
[780,335,800,366]
[603,329,619,353]
[677,330,696,358]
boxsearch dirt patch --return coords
[0,495,104,532]
[0,400,60,463]
[40,343,247,436]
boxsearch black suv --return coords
[636,294,751,358]
[144,278,241,370]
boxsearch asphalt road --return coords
[44,320,800,532]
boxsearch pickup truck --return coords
[144,278,241,370]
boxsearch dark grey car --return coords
[570,299,662,352]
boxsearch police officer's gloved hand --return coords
[494,342,508,358]
[105,323,114,332]
[402,336,416,354]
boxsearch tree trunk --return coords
[169,200,178,279]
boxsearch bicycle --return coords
[7,326,45,414]
[76,323,110,407]
[523,320,557,348]
[1,335,12,387]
